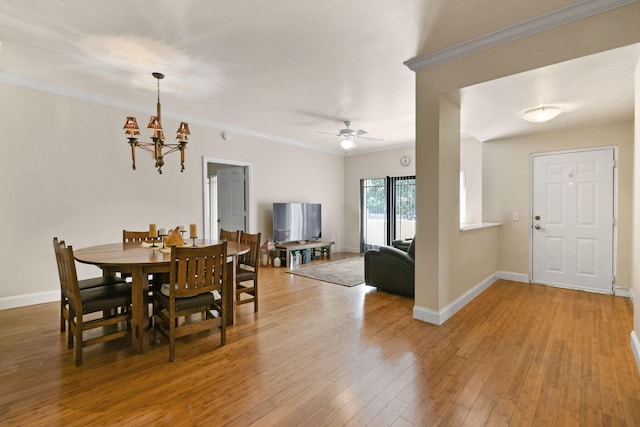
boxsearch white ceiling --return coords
[0,1,638,153]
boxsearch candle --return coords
[179,225,186,232]
[189,224,197,238]
[158,227,167,236]
[149,223,158,238]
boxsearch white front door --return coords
[531,148,615,293]
[217,166,247,235]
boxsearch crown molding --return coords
[0,70,342,155]
[404,0,638,72]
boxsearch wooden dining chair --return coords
[122,229,166,291]
[122,229,155,243]
[219,228,240,242]
[153,243,227,362]
[53,237,127,333]
[56,241,132,366]
[236,231,261,312]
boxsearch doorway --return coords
[202,157,251,240]
[531,148,615,293]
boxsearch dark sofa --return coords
[364,238,415,297]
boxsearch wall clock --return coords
[400,154,411,166]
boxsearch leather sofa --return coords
[364,238,415,297]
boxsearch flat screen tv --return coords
[273,203,322,243]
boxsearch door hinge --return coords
[612,217,616,227]
[612,275,616,285]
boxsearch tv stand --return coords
[275,240,335,267]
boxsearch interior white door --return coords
[217,167,246,235]
[531,149,614,293]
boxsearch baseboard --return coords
[496,271,530,283]
[0,290,59,310]
[614,285,632,298]
[631,331,640,375]
[413,273,498,325]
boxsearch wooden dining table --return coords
[74,240,250,354]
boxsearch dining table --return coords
[74,239,250,354]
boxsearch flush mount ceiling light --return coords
[522,105,563,123]
[123,72,190,174]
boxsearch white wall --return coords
[484,122,634,285]
[412,3,640,317]
[0,81,344,303]
[460,136,483,224]
[343,147,415,252]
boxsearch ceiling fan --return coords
[317,120,384,150]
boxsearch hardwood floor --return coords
[1,253,639,426]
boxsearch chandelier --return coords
[123,72,190,174]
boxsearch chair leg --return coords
[254,281,258,312]
[60,294,66,332]
[169,313,176,362]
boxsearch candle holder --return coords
[191,236,198,247]
[160,233,168,249]
[150,237,158,248]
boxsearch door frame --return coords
[202,156,252,240]
[529,146,618,292]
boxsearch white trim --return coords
[413,273,498,325]
[404,0,637,71]
[0,290,58,310]
[631,331,640,375]
[496,271,530,283]
[614,285,632,298]
[460,222,501,232]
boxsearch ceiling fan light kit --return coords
[522,105,563,123]
[123,72,190,174]
[317,120,384,150]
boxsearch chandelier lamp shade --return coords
[123,72,190,174]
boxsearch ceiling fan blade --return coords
[355,129,367,136]
[317,131,338,136]
[316,137,338,143]
[358,136,384,143]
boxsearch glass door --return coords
[360,175,415,252]
[361,178,387,251]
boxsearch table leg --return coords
[224,257,237,326]
[130,267,149,354]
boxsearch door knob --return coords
[534,224,541,230]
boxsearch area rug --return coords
[287,256,364,287]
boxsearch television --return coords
[273,203,322,243]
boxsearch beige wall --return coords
[413,3,640,314]
[0,82,344,300]
[343,147,415,252]
[484,122,634,285]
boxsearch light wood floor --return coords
[1,253,639,426]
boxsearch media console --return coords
[275,240,335,267]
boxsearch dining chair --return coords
[236,231,261,312]
[122,229,155,243]
[55,241,131,366]
[219,228,240,242]
[53,237,127,333]
[153,243,227,362]
[122,229,166,291]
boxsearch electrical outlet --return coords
[512,212,520,221]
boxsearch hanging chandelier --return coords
[123,72,190,174]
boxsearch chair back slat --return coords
[123,230,154,243]
[239,232,261,270]
[219,229,240,242]
[170,243,227,298]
